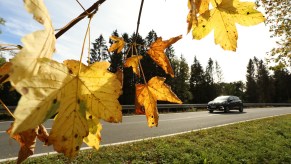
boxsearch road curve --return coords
[0,107,290,160]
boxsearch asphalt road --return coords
[0,107,290,160]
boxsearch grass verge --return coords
[3,114,291,164]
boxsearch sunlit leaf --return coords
[192,0,265,51]
[124,55,143,77]
[12,59,122,157]
[10,0,56,85]
[108,36,125,53]
[147,35,182,77]
[79,61,122,123]
[83,113,102,150]
[136,76,182,127]
[136,84,158,127]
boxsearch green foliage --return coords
[220,81,245,98]
[0,17,5,34]
[244,57,291,103]
[169,55,192,103]
[257,0,291,68]
[11,114,291,163]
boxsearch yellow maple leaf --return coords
[136,76,182,127]
[124,55,143,77]
[108,36,125,53]
[63,59,87,75]
[187,0,210,33]
[79,61,122,123]
[83,113,102,150]
[11,59,122,157]
[192,0,265,51]
[147,35,182,78]
[10,0,56,85]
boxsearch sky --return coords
[0,0,277,82]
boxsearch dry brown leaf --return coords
[36,124,49,145]
[7,123,37,164]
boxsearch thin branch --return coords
[76,0,87,12]
[134,0,145,42]
[55,0,106,39]
[0,98,15,118]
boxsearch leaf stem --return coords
[79,17,93,74]
[134,45,147,85]
[55,0,106,39]
[0,98,15,119]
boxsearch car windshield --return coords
[214,96,229,101]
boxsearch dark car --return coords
[207,96,243,113]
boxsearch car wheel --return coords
[239,105,243,112]
[224,106,229,113]
[209,110,213,113]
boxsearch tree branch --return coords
[134,0,145,42]
[55,0,106,39]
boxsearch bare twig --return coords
[55,0,106,39]
[0,98,15,118]
[134,0,145,42]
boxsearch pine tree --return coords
[214,60,223,83]
[190,56,206,103]
[174,55,191,103]
[245,59,258,102]
[204,58,217,101]
[89,34,109,64]
[256,60,272,102]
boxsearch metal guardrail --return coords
[1,103,291,114]
[123,103,291,110]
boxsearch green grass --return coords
[4,114,291,164]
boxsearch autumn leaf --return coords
[11,59,122,157]
[37,124,49,145]
[79,61,122,123]
[63,59,87,75]
[187,0,210,33]
[192,0,265,51]
[108,36,125,53]
[124,55,143,77]
[7,123,49,164]
[10,0,56,85]
[136,76,182,127]
[0,62,11,84]
[147,35,182,77]
[136,84,158,127]
[0,62,12,76]
[83,113,102,150]
[187,0,198,33]
[135,96,145,115]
